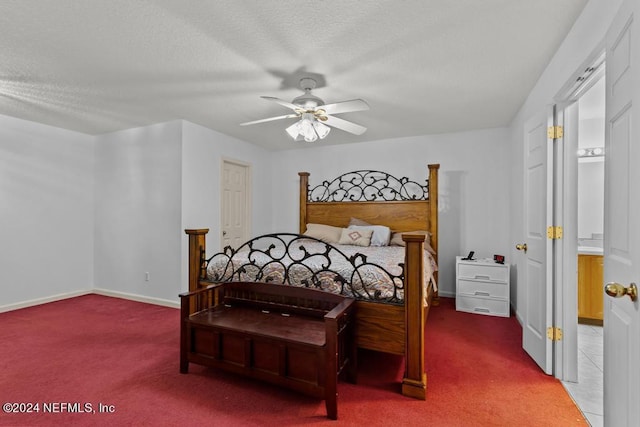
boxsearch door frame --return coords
[220,157,252,249]
[553,50,606,382]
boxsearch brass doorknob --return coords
[516,243,528,253]
[605,282,638,302]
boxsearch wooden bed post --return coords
[298,172,309,234]
[185,229,209,293]
[428,164,440,305]
[402,233,427,400]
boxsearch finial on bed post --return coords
[185,229,209,295]
[299,172,310,234]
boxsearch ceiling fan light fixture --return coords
[313,120,331,139]
[299,118,317,142]
[244,77,369,142]
[285,122,302,140]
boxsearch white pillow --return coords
[348,225,391,247]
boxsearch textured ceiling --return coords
[0,0,588,150]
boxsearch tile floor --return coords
[562,324,603,427]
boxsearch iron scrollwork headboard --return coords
[307,170,429,202]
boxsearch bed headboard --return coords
[298,164,439,257]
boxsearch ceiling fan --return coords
[240,77,369,142]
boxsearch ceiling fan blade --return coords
[319,99,369,115]
[323,115,367,135]
[261,96,301,111]
[240,113,299,126]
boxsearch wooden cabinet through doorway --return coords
[577,254,604,325]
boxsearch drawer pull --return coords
[474,275,491,280]
[474,308,490,313]
[474,291,491,296]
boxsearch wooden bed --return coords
[185,163,439,400]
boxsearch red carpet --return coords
[0,295,586,426]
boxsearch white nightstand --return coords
[455,256,510,317]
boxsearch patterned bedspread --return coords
[205,235,437,305]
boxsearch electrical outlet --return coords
[145,272,150,282]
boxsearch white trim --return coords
[437,290,456,298]
[557,101,580,383]
[0,289,180,313]
[0,289,93,313]
[92,288,180,308]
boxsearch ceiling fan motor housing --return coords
[292,93,324,109]
[293,77,324,109]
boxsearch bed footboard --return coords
[185,228,428,400]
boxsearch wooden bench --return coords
[179,281,357,420]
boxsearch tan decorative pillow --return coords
[348,225,391,246]
[303,223,343,244]
[338,227,373,246]
[390,231,436,254]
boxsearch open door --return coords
[603,0,640,425]
[519,111,555,374]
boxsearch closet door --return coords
[221,160,251,249]
[520,111,554,374]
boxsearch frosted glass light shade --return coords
[313,121,331,139]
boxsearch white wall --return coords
[94,120,183,304]
[508,0,623,319]
[577,81,605,240]
[578,159,604,238]
[181,121,273,292]
[270,127,511,296]
[0,114,94,310]
[2,117,273,308]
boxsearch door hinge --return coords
[547,326,563,341]
[547,125,564,139]
[547,226,563,240]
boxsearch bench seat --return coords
[189,305,326,347]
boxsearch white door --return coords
[603,1,640,425]
[520,112,554,374]
[221,160,250,249]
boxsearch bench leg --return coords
[325,394,337,420]
[180,323,189,374]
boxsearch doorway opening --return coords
[556,54,605,424]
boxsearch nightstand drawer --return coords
[456,295,509,317]
[457,279,509,299]
[458,263,508,282]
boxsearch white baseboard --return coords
[437,290,456,298]
[0,289,93,313]
[1,289,180,313]
[92,288,180,309]
[515,309,523,326]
